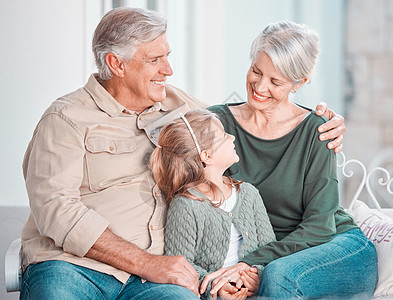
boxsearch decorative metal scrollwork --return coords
[338,152,393,212]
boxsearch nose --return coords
[230,134,235,142]
[254,76,269,94]
[159,57,173,76]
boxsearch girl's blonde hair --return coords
[149,109,241,206]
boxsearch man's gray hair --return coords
[92,7,167,80]
[250,20,320,85]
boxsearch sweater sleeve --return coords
[164,197,213,295]
[241,126,339,267]
[249,183,277,277]
[250,184,276,249]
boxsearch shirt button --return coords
[228,212,233,217]
[109,146,114,151]
[242,254,245,258]
[150,225,154,230]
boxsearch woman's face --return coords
[246,51,299,110]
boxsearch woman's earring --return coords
[202,162,206,168]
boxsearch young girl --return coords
[149,109,276,299]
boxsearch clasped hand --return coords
[200,263,260,299]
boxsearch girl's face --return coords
[209,119,239,169]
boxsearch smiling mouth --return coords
[151,80,166,86]
[252,89,269,102]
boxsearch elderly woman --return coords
[202,21,378,299]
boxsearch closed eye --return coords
[149,51,171,64]
[252,66,261,75]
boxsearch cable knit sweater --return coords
[164,182,276,298]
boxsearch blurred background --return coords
[0,0,392,297]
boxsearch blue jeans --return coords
[21,260,198,299]
[258,229,378,299]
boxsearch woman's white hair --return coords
[92,7,167,80]
[250,20,320,84]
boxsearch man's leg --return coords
[117,275,199,300]
[21,260,122,300]
[259,229,378,299]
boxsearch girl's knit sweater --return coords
[164,182,276,297]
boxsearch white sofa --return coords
[4,151,393,298]
[1,206,29,300]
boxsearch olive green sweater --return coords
[209,103,357,267]
[164,182,276,297]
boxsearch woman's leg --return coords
[259,229,378,299]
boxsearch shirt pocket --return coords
[85,136,137,192]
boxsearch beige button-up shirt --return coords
[21,74,206,283]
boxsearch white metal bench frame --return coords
[339,152,393,212]
[5,238,22,292]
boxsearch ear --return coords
[105,53,125,78]
[200,150,212,167]
[293,78,308,92]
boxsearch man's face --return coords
[123,34,173,109]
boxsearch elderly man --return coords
[20,7,345,299]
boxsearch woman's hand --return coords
[315,102,345,153]
[200,262,251,295]
[216,282,248,300]
[239,267,260,296]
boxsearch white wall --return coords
[0,0,104,206]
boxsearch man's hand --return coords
[315,102,345,153]
[86,229,200,296]
[138,254,200,296]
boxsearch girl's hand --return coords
[239,267,260,296]
[200,262,251,295]
[215,282,248,300]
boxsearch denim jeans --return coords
[258,228,378,299]
[20,260,199,300]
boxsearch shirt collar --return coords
[140,102,163,114]
[84,74,180,117]
[160,99,171,112]
[84,74,126,117]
